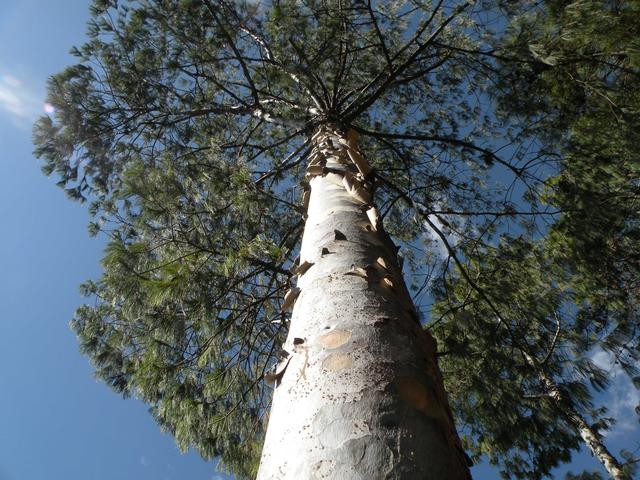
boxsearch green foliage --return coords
[71,148,295,477]
[565,471,605,480]
[431,4,640,476]
[433,238,582,479]
[497,0,640,392]
[34,0,640,477]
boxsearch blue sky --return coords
[0,2,225,479]
[0,1,636,479]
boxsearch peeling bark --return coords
[257,126,471,480]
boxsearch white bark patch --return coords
[312,407,372,448]
[311,459,336,479]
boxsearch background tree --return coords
[432,1,640,478]
[33,0,639,478]
[432,237,638,480]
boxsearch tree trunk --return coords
[538,370,627,480]
[570,410,627,480]
[257,125,471,480]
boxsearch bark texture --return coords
[571,411,627,480]
[539,370,627,480]
[257,126,471,480]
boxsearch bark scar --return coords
[299,347,309,381]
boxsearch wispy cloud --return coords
[0,71,52,127]
[139,455,150,467]
[590,349,640,438]
[421,204,466,261]
[422,215,450,260]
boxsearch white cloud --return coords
[0,71,50,127]
[139,455,150,467]
[421,210,459,260]
[422,215,449,260]
[589,349,640,438]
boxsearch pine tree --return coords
[432,1,640,478]
[33,0,640,478]
[432,237,638,480]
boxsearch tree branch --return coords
[342,2,468,121]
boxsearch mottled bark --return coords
[257,126,471,479]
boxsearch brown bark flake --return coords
[395,376,452,441]
[318,329,352,349]
[322,353,354,371]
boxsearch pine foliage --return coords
[34,0,640,478]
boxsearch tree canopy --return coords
[34,0,640,478]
